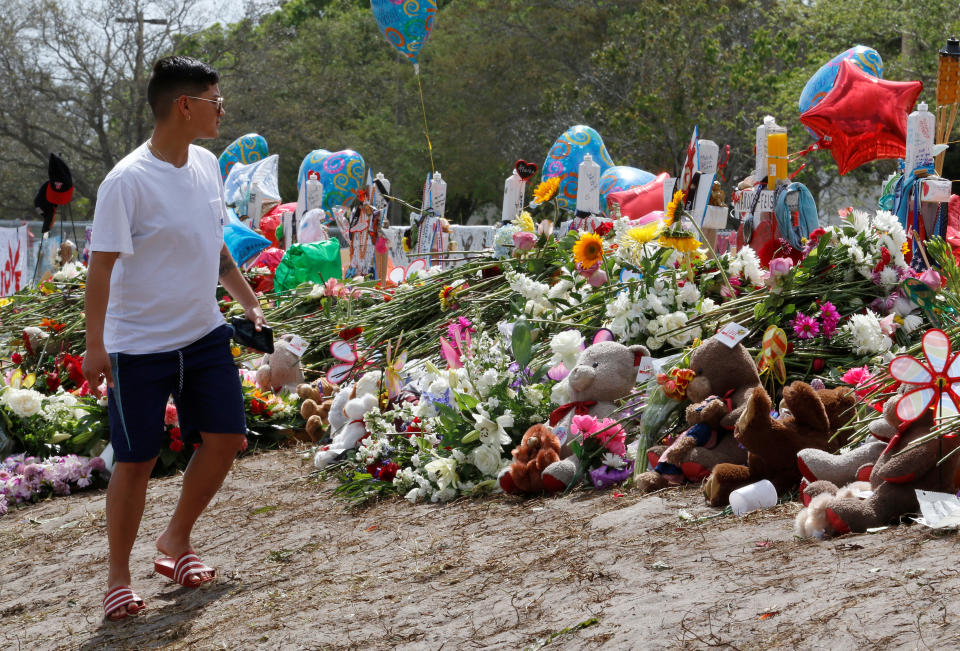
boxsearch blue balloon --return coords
[600,166,656,207]
[371,0,437,66]
[541,125,615,212]
[224,207,271,266]
[297,149,367,213]
[799,46,883,126]
[218,133,268,181]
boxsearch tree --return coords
[0,0,205,217]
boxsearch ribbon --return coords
[549,400,598,427]
[757,325,788,384]
[716,144,731,182]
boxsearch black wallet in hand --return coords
[230,316,274,354]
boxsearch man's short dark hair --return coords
[146,56,219,118]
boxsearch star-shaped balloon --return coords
[800,60,922,175]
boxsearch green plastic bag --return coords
[273,240,342,294]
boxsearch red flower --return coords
[379,462,399,483]
[193,442,201,450]
[169,438,184,452]
[251,399,264,415]
[60,354,85,386]
[45,372,60,392]
[339,327,363,341]
[808,228,826,243]
[11,353,21,365]
[40,318,66,333]
[241,436,249,452]
[812,358,825,372]
[594,221,613,237]
[169,427,182,440]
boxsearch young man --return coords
[82,56,265,621]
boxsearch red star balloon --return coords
[800,59,922,175]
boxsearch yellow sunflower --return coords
[573,232,604,268]
[663,190,686,226]
[514,211,535,233]
[533,177,561,204]
[658,232,701,253]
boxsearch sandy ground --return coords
[3,447,960,650]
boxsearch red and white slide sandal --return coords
[154,551,217,587]
[103,585,145,621]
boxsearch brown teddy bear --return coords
[795,395,960,537]
[701,382,856,506]
[635,337,760,492]
[297,379,335,442]
[501,424,563,493]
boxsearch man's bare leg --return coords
[155,432,245,582]
[106,458,157,617]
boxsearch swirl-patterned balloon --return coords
[218,133,268,180]
[371,0,437,65]
[600,166,656,207]
[297,149,366,214]
[799,46,883,131]
[541,125,615,212]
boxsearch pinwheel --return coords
[889,328,960,423]
[384,338,407,401]
[757,325,788,385]
[326,340,372,385]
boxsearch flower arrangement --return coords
[0,453,107,516]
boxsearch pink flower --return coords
[791,313,819,339]
[768,257,794,277]
[819,301,840,327]
[587,269,608,288]
[919,268,943,290]
[164,404,179,426]
[374,237,388,254]
[512,231,537,251]
[592,418,626,456]
[571,414,600,437]
[841,365,873,387]
[878,313,898,337]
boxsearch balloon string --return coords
[416,68,436,175]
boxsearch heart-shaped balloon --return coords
[542,125,614,212]
[371,0,438,66]
[297,149,367,213]
[515,160,538,181]
[600,166,656,207]
[219,133,268,181]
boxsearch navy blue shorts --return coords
[107,324,247,463]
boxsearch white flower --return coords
[549,330,584,369]
[410,453,421,467]
[601,452,626,469]
[700,297,718,314]
[405,487,422,503]
[497,321,515,338]
[424,457,458,492]
[879,267,899,286]
[3,388,43,419]
[472,409,513,446]
[522,385,543,406]
[646,293,668,315]
[844,310,892,355]
[678,282,700,305]
[902,314,924,334]
[852,209,871,232]
[452,449,466,463]
[52,262,81,282]
[548,279,574,300]
[471,443,505,477]
[734,247,765,286]
[475,369,500,397]
[551,379,571,405]
[873,209,900,233]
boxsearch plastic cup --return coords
[729,479,777,516]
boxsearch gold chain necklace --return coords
[147,139,169,163]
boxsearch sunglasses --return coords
[178,95,224,113]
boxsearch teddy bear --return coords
[313,371,381,469]
[796,414,889,490]
[298,379,335,442]
[635,337,760,493]
[701,382,856,507]
[499,339,649,493]
[256,334,305,393]
[499,424,563,493]
[795,394,960,538]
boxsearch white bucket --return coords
[729,479,777,516]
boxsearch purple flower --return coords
[791,313,820,340]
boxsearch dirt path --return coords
[2,447,960,650]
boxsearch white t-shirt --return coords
[90,142,227,354]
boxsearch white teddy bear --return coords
[313,371,381,469]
